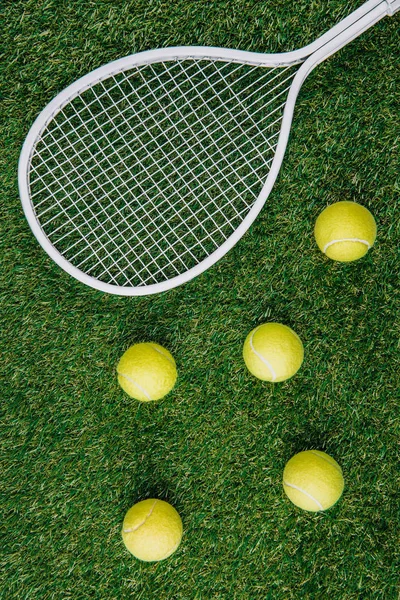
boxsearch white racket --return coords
[18,0,399,296]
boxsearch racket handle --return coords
[386,0,400,14]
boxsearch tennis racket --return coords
[18,0,399,296]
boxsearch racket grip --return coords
[386,0,400,14]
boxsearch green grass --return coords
[1,0,399,598]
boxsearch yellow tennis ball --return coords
[243,322,304,382]
[283,450,344,512]
[314,201,376,262]
[117,342,177,401]
[121,499,183,561]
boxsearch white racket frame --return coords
[18,0,399,295]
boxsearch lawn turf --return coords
[1,0,399,598]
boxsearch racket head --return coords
[18,46,303,296]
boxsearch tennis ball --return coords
[283,450,344,512]
[314,201,376,262]
[121,499,183,561]
[243,322,304,382]
[117,342,177,401]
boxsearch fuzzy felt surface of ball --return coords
[121,499,183,561]
[283,450,344,511]
[243,322,304,382]
[314,201,376,262]
[117,342,177,401]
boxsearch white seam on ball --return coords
[323,238,371,253]
[249,326,276,381]
[123,500,158,533]
[309,451,342,473]
[149,344,174,364]
[283,480,324,510]
[117,371,152,400]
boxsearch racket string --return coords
[73,146,279,285]
[32,62,288,229]
[34,58,279,174]
[29,59,298,286]
[33,62,284,237]
[32,62,291,216]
